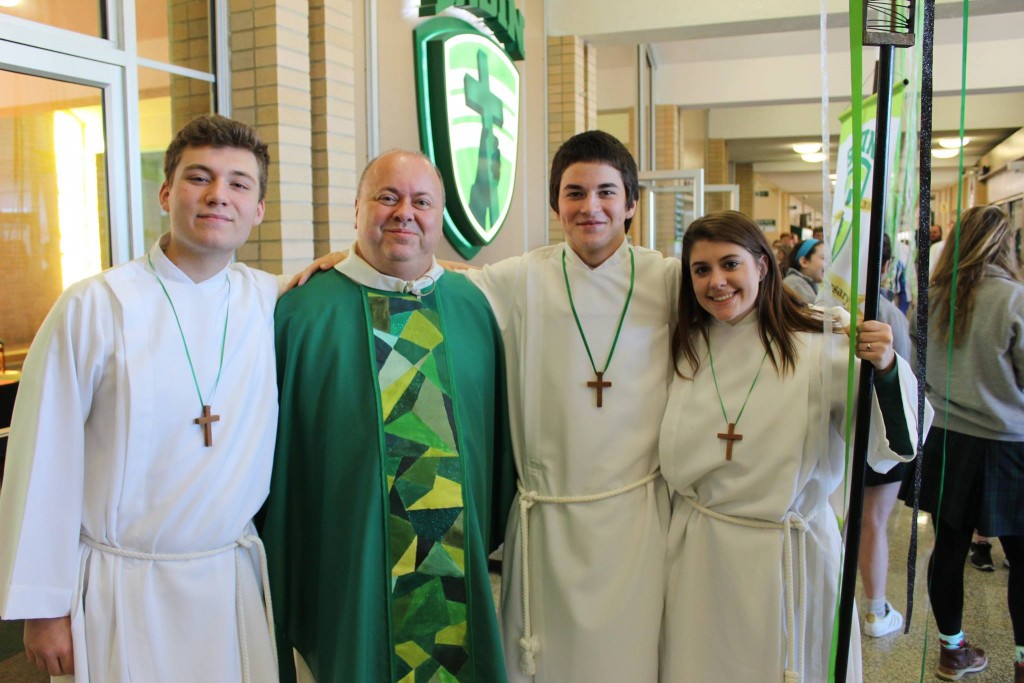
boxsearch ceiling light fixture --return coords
[792,143,822,155]
[931,148,960,159]
[938,137,971,149]
[801,152,825,163]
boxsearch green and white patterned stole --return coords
[366,290,473,683]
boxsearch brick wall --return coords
[653,104,679,253]
[546,35,596,245]
[309,0,357,258]
[168,0,212,131]
[735,162,754,217]
[0,117,64,351]
[705,138,729,213]
[229,0,315,275]
[679,109,706,172]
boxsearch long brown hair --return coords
[931,205,1021,346]
[672,211,823,378]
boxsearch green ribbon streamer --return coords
[147,253,231,417]
[939,0,970,536]
[561,247,636,382]
[829,4,864,679]
[919,3,969,682]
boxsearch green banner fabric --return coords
[827,84,906,311]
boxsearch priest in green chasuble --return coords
[262,150,515,683]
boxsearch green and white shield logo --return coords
[415,18,520,259]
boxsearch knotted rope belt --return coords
[515,469,661,675]
[682,497,816,683]
[81,533,278,683]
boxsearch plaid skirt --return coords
[898,426,1024,537]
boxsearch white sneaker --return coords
[863,602,904,638]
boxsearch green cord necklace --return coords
[561,246,635,407]
[707,337,770,460]
[148,253,231,447]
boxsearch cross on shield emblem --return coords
[414,18,521,259]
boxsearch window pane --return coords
[136,0,212,72]
[138,66,213,250]
[0,70,109,368]
[0,1,104,38]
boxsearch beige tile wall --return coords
[546,35,597,245]
[228,0,324,275]
[309,0,357,259]
[653,104,679,252]
[705,138,729,213]
[169,0,213,131]
[735,162,754,217]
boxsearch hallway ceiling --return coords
[570,0,1024,205]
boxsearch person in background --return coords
[783,238,826,304]
[773,239,793,271]
[968,533,1010,572]
[860,234,913,638]
[929,223,945,276]
[899,205,1024,682]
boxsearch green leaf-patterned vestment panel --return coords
[369,292,473,683]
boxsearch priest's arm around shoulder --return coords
[0,114,280,681]
[262,149,515,683]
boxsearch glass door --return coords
[637,170,703,258]
[0,44,127,370]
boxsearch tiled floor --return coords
[1,501,1015,681]
[860,504,1017,682]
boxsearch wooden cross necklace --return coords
[149,254,230,447]
[562,247,635,408]
[707,338,770,461]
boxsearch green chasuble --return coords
[264,267,515,683]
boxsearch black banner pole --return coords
[832,42,895,682]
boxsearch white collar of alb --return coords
[335,250,444,297]
[149,233,229,286]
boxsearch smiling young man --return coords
[263,150,515,683]
[466,131,678,683]
[0,114,280,681]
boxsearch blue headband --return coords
[795,239,820,261]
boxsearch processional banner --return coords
[827,84,905,309]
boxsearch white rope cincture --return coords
[81,533,278,683]
[682,497,815,683]
[515,469,662,675]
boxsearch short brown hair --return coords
[549,131,639,231]
[163,114,270,201]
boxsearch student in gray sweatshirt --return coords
[783,238,825,304]
[899,204,1024,683]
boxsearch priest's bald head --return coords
[353,150,446,282]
